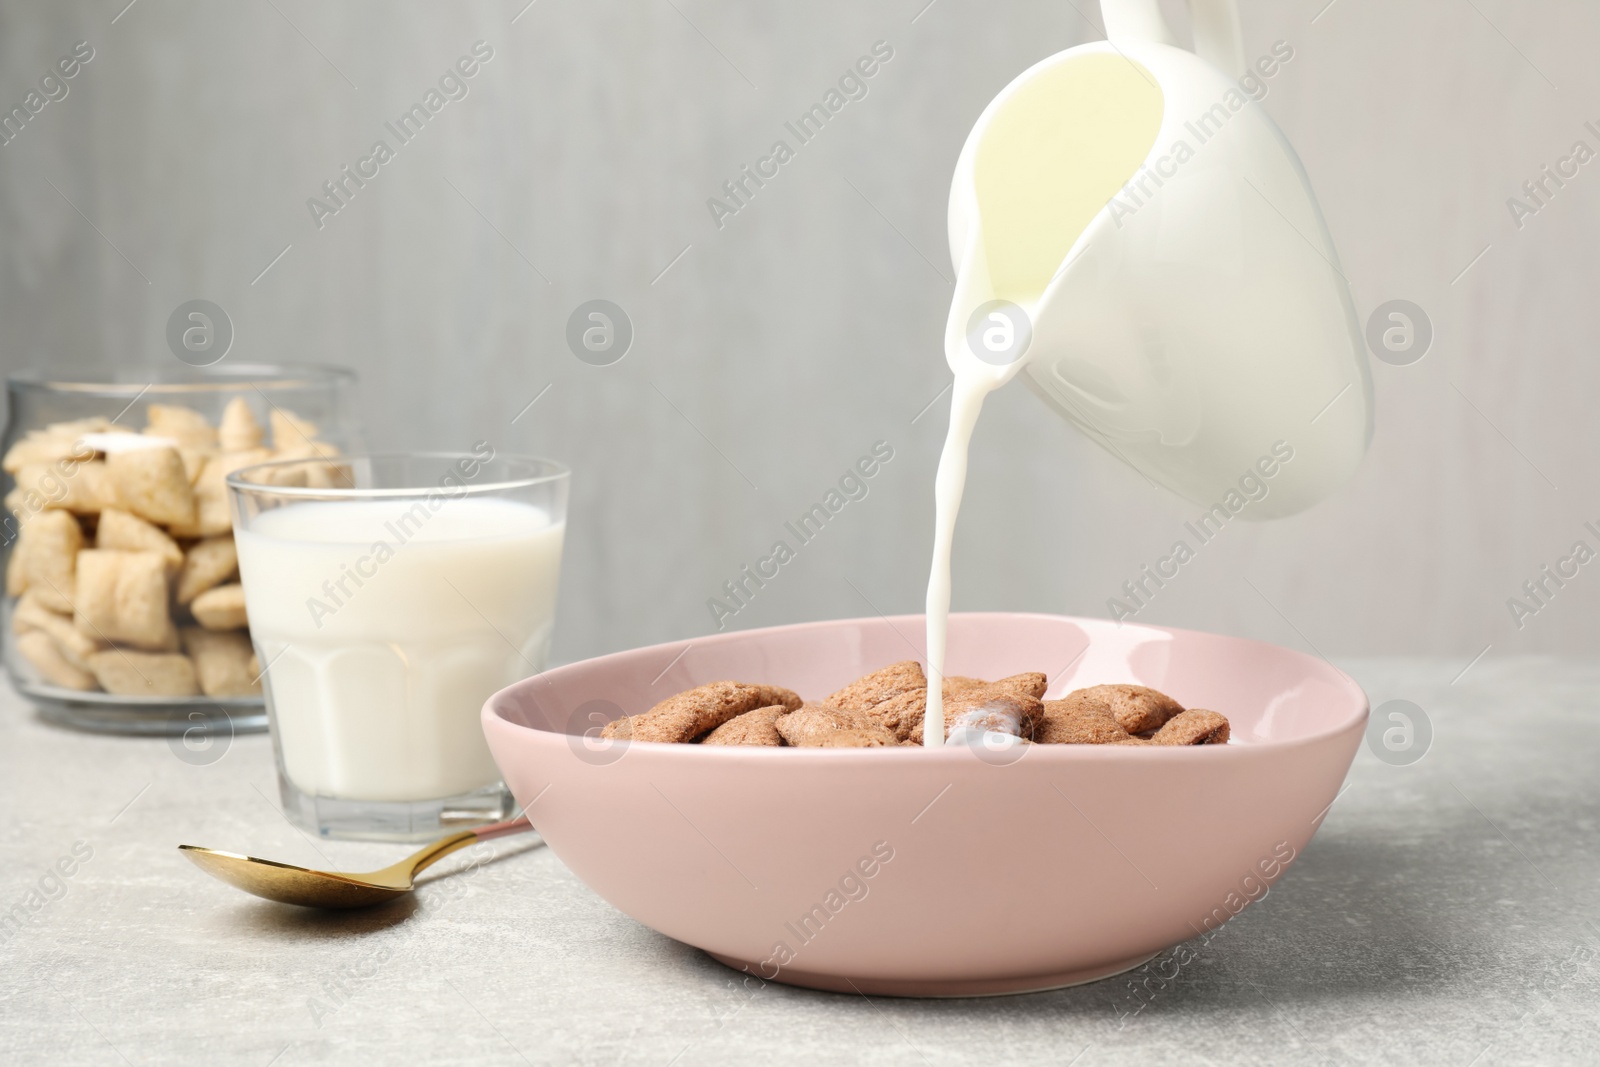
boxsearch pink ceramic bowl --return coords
[482,612,1367,997]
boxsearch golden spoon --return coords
[178,815,534,909]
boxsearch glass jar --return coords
[1,363,361,734]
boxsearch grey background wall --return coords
[1,0,1595,667]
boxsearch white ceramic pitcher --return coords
[943,0,1371,519]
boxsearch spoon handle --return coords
[406,815,535,878]
[473,814,534,841]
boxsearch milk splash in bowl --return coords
[923,1,1372,743]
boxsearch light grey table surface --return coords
[2,657,1597,1067]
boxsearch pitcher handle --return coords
[1100,0,1244,76]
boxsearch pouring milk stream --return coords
[923,0,1373,745]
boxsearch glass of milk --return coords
[228,450,568,840]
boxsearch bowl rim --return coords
[486,611,1371,755]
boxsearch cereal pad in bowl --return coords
[482,612,1367,997]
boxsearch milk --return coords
[236,497,564,801]
[924,56,1162,745]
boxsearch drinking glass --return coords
[228,451,568,840]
